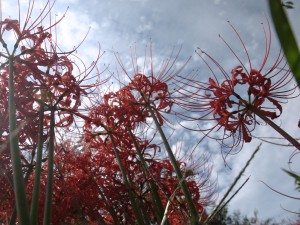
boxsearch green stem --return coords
[43,109,55,225]
[108,133,147,225]
[248,105,300,150]
[8,56,31,225]
[9,166,35,225]
[127,128,169,224]
[160,184,181,225]
[30,107,45,225]
[81,163,121,225]
[9,204,17,225]
[146,105,200,224]
[96,185,121,225]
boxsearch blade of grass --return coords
[204,144,261,225]
[269,0,300,86]
[210,176,250,222]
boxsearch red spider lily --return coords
[0,2,103,224]
[114,44,191,126]
[18,27,99,128]
[83,83,215,223]
[102,87,149,127]
[294,217,300,225]
[0,0,64,45]
[83,101,125,147]
[176,19,298,152]
[113,45,207,222]
[0,137,210,224]
[0,64,43,167]
[0,0,99,191]
[0,1,101,129]
[147,157,211,223]
[127,73,173,125]
[83,85,153,149]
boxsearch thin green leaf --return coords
[269,0,300,86]
[284,5,294,9]
[283,169,300,191]
[285,1,294,5]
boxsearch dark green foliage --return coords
[269,0,300,86]
[281,1,294,9]
[283,169,300,191]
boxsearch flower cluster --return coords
[7,1,299,224]
[81,47,213,223]
[0,3,101,224]
[177,20,298,152]
[1,137,211,224]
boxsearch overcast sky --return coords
[3,0,300,223]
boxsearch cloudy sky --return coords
[3,0,300,223]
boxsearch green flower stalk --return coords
[42,108,55,225]
[30,93,45,225]
[108,132,147,225]
[127,128,170,224]
[8,55,31,225]
[114,45,202,224]
[0,1,98,223]
[146,104,201,224]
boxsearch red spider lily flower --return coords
[0,1,64,46]
[147,157,212,222]
[126,73,173,125]
[0,8,101,196]
[0,1,101,129]
[18,27,100,128]
[176,19,298,152]
[294,217,300,225]
[82,131,212,224]
[114,44,191,126]
[83,90,150,154]
[83,83,215,223]
[0,65,42,158]
[83,73,170,146]
[83,99,125,147]
[102,87,150,127]
[0,2,104,224]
